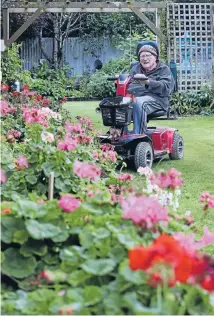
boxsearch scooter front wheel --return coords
[134,141,153,170]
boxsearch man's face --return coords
[140,52,157,70]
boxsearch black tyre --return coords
[134,142,153,170]
[169,133,184,160]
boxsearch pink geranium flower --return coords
[174,226,214,254]
[118,173,133,182]
[1,83,9,91]
[120,194,168,229]
[195,226,214,249]
[23,106,49,127]
[75,134,92,145]
[101,144,115,152]
[99,150,117,163]
[200,191,214,210]
[58,194,81,213]
[8,129,21,139]
[0,100,9,116]
[65,121,83,134]
[0,169,7,183]
[57,137,78,151]
[15,155,29,170]
[77,117,94,130]
[73,161,101,180]
[150,168,184,190]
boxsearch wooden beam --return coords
[6,7,45,47]
[212,4,214,90]
[9,7,157,13]
[130,8,166,44]
[3,9,9,42]
[4,2,166,10]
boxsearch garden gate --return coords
[167,3,213,91]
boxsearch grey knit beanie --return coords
[138,45,158,58]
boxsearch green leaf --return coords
[51,227,69,243]
[109,246,126,263]
[20,239,48,257]
[123,292,159,315]
[119,260,146,285]
[104,293,123,315]
[12,200,47,219]
[13,230,29,244]
[117,232,138,248]
[26,175,37,185]
[42,200,61,221]
[80,203,103,215]
[55,178,72,192]
[59,247,80,266]
[83,286,102,306]
[43,252,59,265]
[81,258,116,276]
[1,251,5,263]
[15,290,28,311]
[1,217,26,244]
[25,219,61,239]
[92,227,110,239]
[79,229,94,249]
[68,270,91,287]
[2,248,37,279]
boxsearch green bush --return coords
[82,71,115,98]
[101,56,131,75]
[171,84,214,116]
[1,44,32,86]
[31,62,69,100]
[77,56,132,99]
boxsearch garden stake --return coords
[48,172,54,200]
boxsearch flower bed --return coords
[1,83,214,315]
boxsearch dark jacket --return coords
[127,61,174,109]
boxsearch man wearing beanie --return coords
[127,41,174,134]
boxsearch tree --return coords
[38,12,86,68]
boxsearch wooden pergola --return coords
[2,1,214,90]
[2,1,167,47]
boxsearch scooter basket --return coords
[99,97,133,127]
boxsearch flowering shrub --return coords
[1,82,214,315]
[1,184,214,315]
[1,83,120,200]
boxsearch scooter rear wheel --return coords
[169,133,184,160]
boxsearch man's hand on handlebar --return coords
[133,74,149,84]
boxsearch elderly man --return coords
[127,41,175,134]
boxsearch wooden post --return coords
[130,7,166,44]
[3,9,9,43]
[156,9,161,49]
[212,4,214,90]
[6,7,44,47]
[48,172,54,200]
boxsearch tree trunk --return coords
[53,16,59,69]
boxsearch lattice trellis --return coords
[167,3,213,91]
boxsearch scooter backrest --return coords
[130,61,138,69]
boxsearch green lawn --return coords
[64,101,214,242]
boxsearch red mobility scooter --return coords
[97,71,184,170]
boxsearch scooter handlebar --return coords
[107,76,119,81]
[133,74,148,80]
